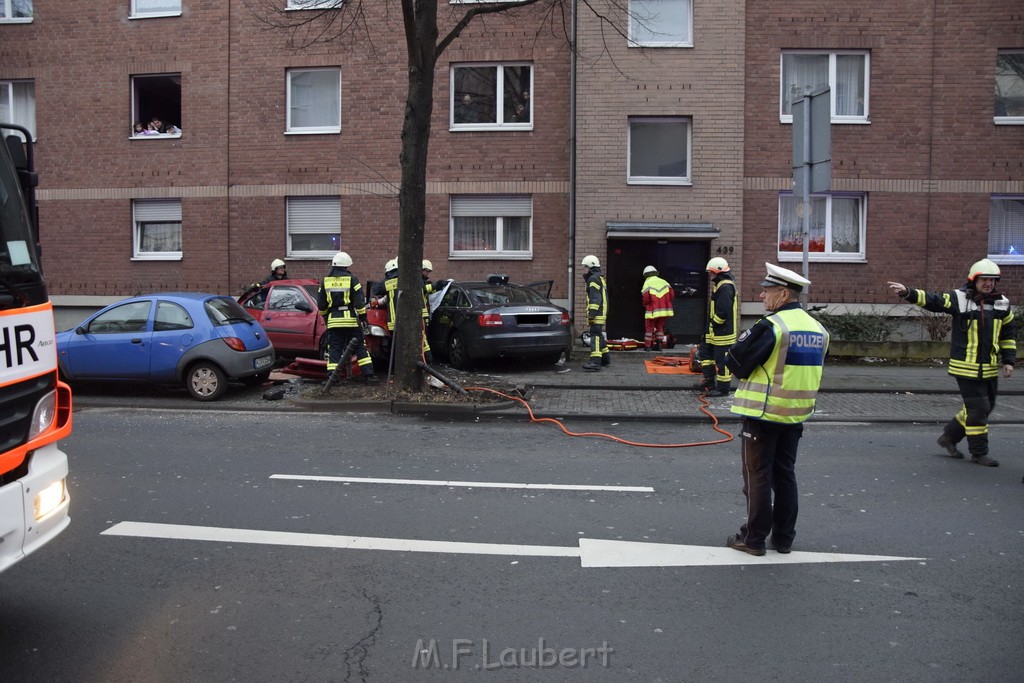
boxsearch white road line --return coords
[102,522,925,568]
[269,474,654,493]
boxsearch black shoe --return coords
[726,535,765,556]
[364,374,380,384]
[937,434,964,459]
[601,355,611,366]
[582,359,601,372]
[770,544,792,554]
[652,342,662,352]
[696,378,714,390]
[970,455,999,467]
[706,387,729,397]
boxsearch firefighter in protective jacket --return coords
[698,257,738,396]
[317,252,377,382]
[581,255,610,371]
[888,258,1016,467]
[641,265,674,351]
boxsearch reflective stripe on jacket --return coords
[383,271,399,331]
[586,269,608,325]
[731,307,829,424]
[706,274,738,345]
[642,275,675,319]
[905,287,1016,379]
[317,268,367,329]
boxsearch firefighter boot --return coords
[707,382,730,397]
[582,358,602,372]
[937,433,964,459]
[601,353,611,367]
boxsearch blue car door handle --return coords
[131,338,143,344]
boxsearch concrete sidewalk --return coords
[455,349,1024,424]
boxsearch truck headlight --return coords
[28,390,57,441]
[34,479,66,520]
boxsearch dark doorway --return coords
[605,239,708,343]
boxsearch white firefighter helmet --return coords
[967,258,1001,282]
[332,251,353,268]
[643,265,658,276]
[270,258,286,270]
[422,259,433,271]
[385,258,398,272]
[581,255,601,269]
[706,257,730,274]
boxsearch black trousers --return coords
[698,342,732,388]
[325,327,373,375]
[737,418,803,549]
[944,377,998,457]
[588,322,608,359]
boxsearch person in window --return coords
[134,121,158,136]
[148,117,167,134]
[165,122,182,135]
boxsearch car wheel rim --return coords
[192,368,218,396]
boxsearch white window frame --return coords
[988,195,1024,265]
[777,192,867,263]
[628,0,693,48]
[286,196,341,258]
[130,0,182,19]
[995,50,1024,125]
[780,51,870,124]
[286,68,342,134]
[450,63,533,132]
[133,199,183,261]
[0,0,32,23]
[627,116,691,186]
[287,0,343,9]
[449,195,533,259]
[0,80,35,141]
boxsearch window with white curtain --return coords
[1,0,32,22]
[780,51,869,123]
[988,196,1024,264]
[450,195,532,258]
[628,0,693,48]
[995,51,1024,123]
[130,0,181,18]
[778,193,866,261]
[287,68,341,134]
[133,199,182,260]
[451,63,532,130]
[0,80,35,141]
[287,196,341,258]
[628,116,691,184]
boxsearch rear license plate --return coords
[254,355,273,369]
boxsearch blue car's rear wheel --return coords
[186,361,227,401]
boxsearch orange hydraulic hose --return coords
[464,386,734,449]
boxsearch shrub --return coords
[810,311,902,342]
[917,310,952,342]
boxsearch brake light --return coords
[558,312,570,325]
[223,337,247,352]
[478,313,504,327]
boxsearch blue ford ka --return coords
[56,293,275,401]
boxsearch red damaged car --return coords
[238,279,389,362]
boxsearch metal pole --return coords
[800,94,811,308]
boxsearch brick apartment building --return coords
[0,0,570,323]
[741,1,1024,323]
[2,1,1022,340]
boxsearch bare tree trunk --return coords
[394,0,439,392]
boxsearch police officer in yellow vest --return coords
[725,263,828,556]
[317,251,377,383]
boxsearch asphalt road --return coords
[2,410,1021,681]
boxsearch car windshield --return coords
[467,284,549,306]
[206,296,255,326]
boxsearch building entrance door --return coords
[605,240,708,344]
